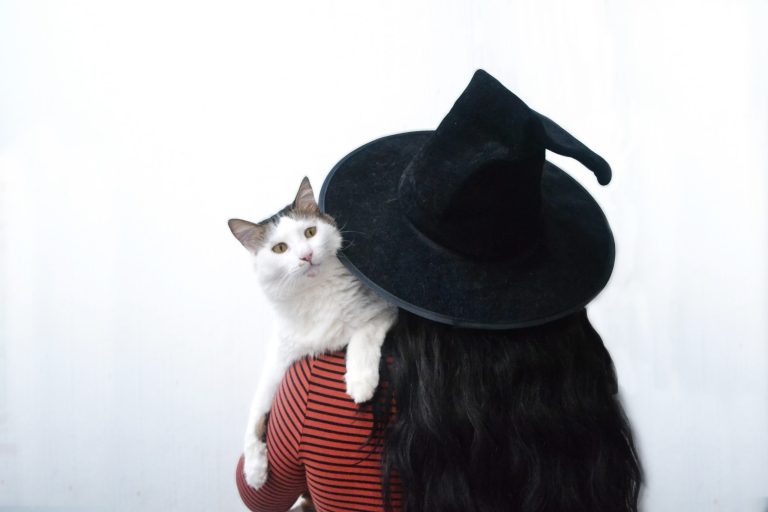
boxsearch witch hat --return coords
[320,70,615,328]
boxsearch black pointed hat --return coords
[320,70,615,329]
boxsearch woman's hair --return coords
[371,308,643,512]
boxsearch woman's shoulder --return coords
[286,350,347,388]
[309,350,347,367]
[292,350,346,370]
[288,350,372,410]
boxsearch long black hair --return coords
[370,308,643,512]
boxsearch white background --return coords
[1,1,766,511]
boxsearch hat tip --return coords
[598,166,612,186]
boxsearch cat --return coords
[228,177,397,491]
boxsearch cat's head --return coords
[228,177,342,295]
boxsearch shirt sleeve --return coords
[236,357,312,512]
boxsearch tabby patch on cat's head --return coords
[229,177,342,291]
[229,177,336,252]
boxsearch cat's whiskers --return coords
[338,223,365,251]
[338,221,366,237]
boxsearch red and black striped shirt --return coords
[236,351,402,512]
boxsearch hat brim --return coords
[319,131,615,329]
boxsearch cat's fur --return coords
[229,177,397,490]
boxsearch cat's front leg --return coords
[242,339,287,489]
[345,311,395,403]
[242,409,270,489]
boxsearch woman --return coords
[236,70,643,511]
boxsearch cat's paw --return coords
[243,440,268,490]
[345,368,379,404]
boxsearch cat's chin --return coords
[304,264,321,278]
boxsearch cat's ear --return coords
[228,218,267,253]
[293,177,319,214]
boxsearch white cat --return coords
[228,177,397,490]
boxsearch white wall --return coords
[1,1,766,511]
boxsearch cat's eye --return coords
[272,242,288,254]
[304,226,317,238]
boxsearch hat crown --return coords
[398,70,611,261]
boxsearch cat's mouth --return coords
[302,261,321,278]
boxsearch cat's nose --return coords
[300,251,313,263]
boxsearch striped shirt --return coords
[236,351,402,512]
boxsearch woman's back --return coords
[237,309,641,512]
